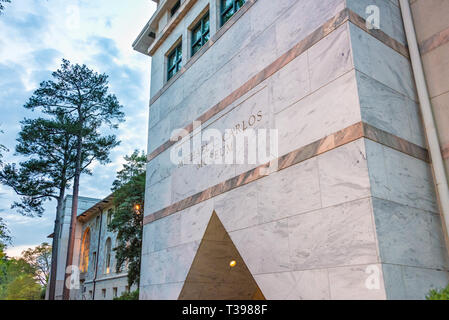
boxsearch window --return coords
[80,228,91,273]
[102,289,106,298]
[95,215,100,228]
[191,12,210,56]
[113,287,118,298]
[105,238,112,274]
[221,0,245,26]
[92,252,97,273]
[167,42,182,81]
[107,209,113,226]
[170,0,181,17]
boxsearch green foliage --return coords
[1,59,124,217]
[6,274,41,300]
[109,150,146,288]
[0,116,78,217]
[426,284,449,300]
[21,242,52,287]
[113,289,139,300]
[0,0,11,14]
[0,217,11,248]
[0,256,37,300]
[0,243,50,300]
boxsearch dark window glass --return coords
[191,12,210,56]
[167,42,182,81]
[170,0,181,17]
[221,0,246,26]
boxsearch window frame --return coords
[191,12,210,57]
[107,209,113,226]
[170,0,181,17]
[167,42,183,81]
[220,0,246,26]
[105,237,112,274]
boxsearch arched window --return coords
[80,228,91,273]
[105,237,112,274]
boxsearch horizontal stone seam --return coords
[143,122,428,225]
[371,196,440,216]
[381,262,449,273]
[419,25,449,55]
[146,8,410,163]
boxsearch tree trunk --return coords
[47,190,64,300]
[62,134,82,300]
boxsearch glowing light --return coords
[229,260,237,268]
[134,204,141,211]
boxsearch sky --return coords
[0,0,157,257]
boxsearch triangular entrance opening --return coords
[178,211,265,300]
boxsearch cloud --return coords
[5,244,40,258]
[0,0,156,252]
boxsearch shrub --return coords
[426,285,449,300]
[114,289,139,300]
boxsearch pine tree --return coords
[24,59,124,299]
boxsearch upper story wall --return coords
[146,0,349,154]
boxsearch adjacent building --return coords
[134,0,449,299]
[49,195,134,300]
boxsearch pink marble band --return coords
[143,122,428,226]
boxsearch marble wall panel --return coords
[275,0,345,54]
[275,70,361,157]
[214,182,259,232]
[365,139,438,213]
[288,198,378,270]
[256,157,321,224]
[254,269,330,300]
[356,71,425,148]
[346,0,406,45]
[180,199,214,244]
[349,22,417,101]
[270,51,310,115]
[230,219,291,275]
[148,113,172,155]
[382,264,449,300]
[231,25,278,92]
[328,264,387,300]
[145,175,172,215]
[318,139,371,208]
[308,22,353,92]
[140,282,185,300]
[141,240,200,286]
[372,198,449,270]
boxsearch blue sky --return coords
[0,0,157,257]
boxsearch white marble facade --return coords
[140,0,449,300]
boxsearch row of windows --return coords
[166,0,246,81]
[80,227,113,275]
[85,286,129,299]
